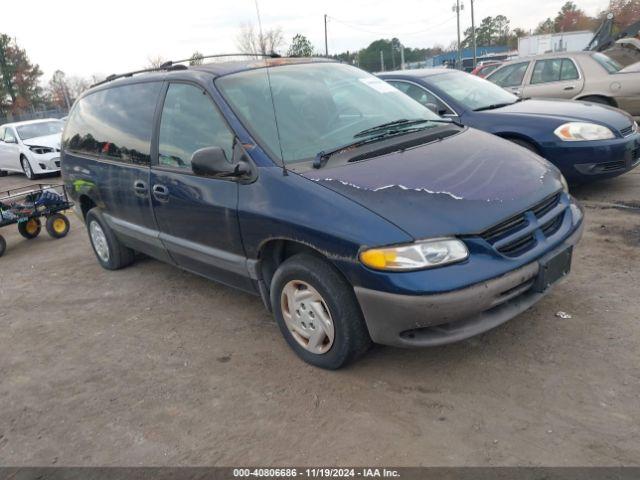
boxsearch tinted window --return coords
[63,82,162,165]
[531,58,578,84]
[158,83,235,169]
[387,80,453,115]
[488,62,529,87]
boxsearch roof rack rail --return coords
[92,52,282,88]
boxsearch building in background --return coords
[518,31,594,57]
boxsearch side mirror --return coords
[191,146,250,179]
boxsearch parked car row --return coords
[60,57,590,369]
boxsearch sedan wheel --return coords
[21,157,35,180]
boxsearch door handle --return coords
[152,184,170,202]
[133,180,148,196]
[563,85,575,91]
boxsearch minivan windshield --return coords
[16,120,64,140]
[427,71,519,111]
[216,62,443,164]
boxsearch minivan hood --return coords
[487,99,632,131]
[22,133,61,149]
[303,128,563,239]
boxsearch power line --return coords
[327,15,456,37]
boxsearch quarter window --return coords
[488,62,529,87]
[3,128,16,143]
[63,82,162,165]
[158,83,235,170]
[531,59,578,84]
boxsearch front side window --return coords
[479,64,500,76]
[16,120,63,140]
[531,59,578,84]
[427,71,518,111]
[63,82,162,165]
[216,62,442,164]
[488,62,529,87]
[592,52,622,74]
[158,83,235,170]
[387,80,453,115]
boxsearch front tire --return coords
[270,254,371,369]
[0,235,6,257]
[21,156,36,180]
[46,213,70,239]
[579,95,614,107]
[85,208,135,270]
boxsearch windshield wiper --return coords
[353,118,463,139]
[313,121,460,169]
[474,98,525,112]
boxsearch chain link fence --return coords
[0,107,68,125]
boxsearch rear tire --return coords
[46,213,70,239]
[579,95,614,107]
[0,235,6,257]
[270,253,371,369]
[18,218,41,239]
[0,170,7,177]
[85,208,135,270]
[21,156,36,180]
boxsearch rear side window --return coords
[488,62,529,87]
[63,82,162,165]
[531,59,578,84]
[158,83,235,170]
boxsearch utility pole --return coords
[324,14,328,56]
[452,1,464,70]
[380,50,384,71]
[471,0,476,68]
[400,45,405,70]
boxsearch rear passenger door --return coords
[522,58,584,99]
[63,82,169,260]
[150,82,252,291]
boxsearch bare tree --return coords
[236,23,284,55]
[147,55,166,68]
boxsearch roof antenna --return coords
[254,0,288,176]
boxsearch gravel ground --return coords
[0,169,639,467]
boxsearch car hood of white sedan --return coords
[22,133,61,150]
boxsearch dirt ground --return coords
[0,169,639,467]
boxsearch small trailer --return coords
[0,183,74,257]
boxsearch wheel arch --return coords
[256,237,351,312]
[574,94,618,107]
[78,194,97,220]
[494,132,543,154]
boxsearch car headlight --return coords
[28,145,55,154]
[359,238,469,271]
[554,122,615,141]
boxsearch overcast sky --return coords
[1,0,609,80]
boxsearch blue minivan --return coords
[62,57,583,369]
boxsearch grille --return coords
[599,160,625,172]
[620,125,634,137]
[481,192,565,258]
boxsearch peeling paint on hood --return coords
[302,128,563,239]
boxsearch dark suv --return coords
[62,57,583,369]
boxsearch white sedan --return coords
[0,119,64,179]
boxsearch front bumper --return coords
[354,219,584,348]
[545,133,640,182]
[30,155,61,174]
